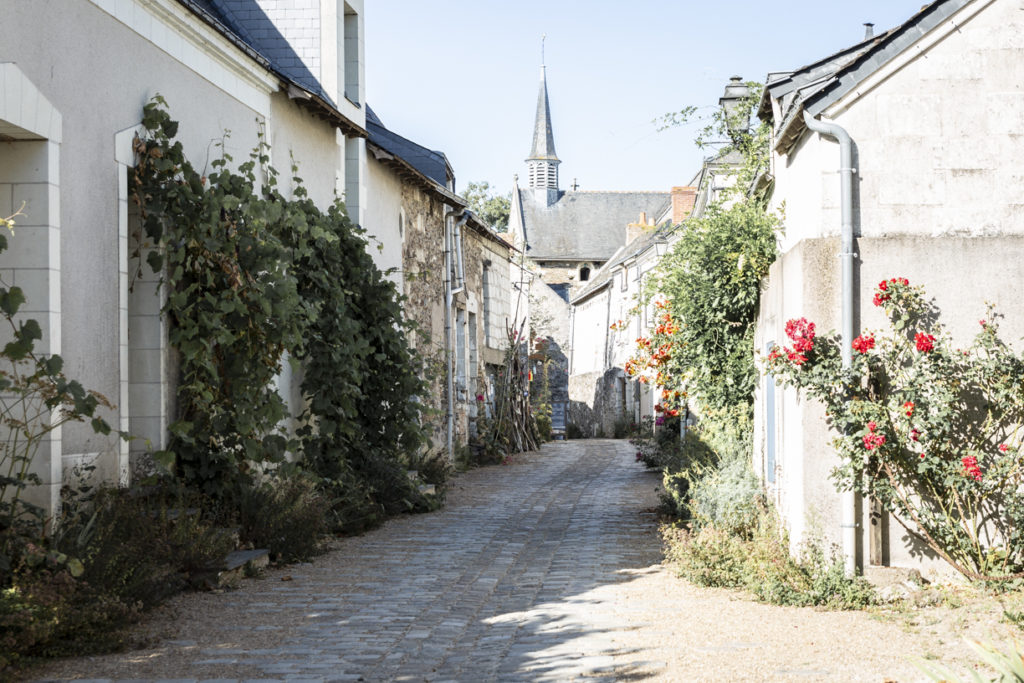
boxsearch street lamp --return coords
[718,75,751,140]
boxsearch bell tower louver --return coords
[526,44,560,206]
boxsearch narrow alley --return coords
[31,442,979,682]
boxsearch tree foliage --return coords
[655,81,772,201]
[649,201,778,410]
[462,181,511,232]
[631,81,778,415]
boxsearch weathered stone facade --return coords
[366,158,514,454]
[396,184,448,446]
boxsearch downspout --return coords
[444,209,469,462]
[802,109,858,577]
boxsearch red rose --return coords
[852,334,875,354]
[785,318,816,353]
[914,333,936,353]
[961,455,982,481]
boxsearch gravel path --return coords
[25,440,1009,682]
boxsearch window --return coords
[579,265,591,282]
[468,312,478,403]
[341,4,360,105]
[482,263,492,346]
[456,308,467,399]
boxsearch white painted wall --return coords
[0,0,367,516]
[363,154,405,286]
[757,0,1024,576]
[570,288,610,375]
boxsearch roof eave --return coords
[177,0,366,140]
[570,278,612,306]
[367,141,465,207]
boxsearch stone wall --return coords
[568,369,631,437]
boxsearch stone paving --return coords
[33,440,668,682]
[31,439,997,682]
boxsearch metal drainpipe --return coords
[802,109,858,577]
[444,209,469,462]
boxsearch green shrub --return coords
[55,486,234,608]
[566,423,585,440]
[534,411,552,442]
[236,472,328,562]
[690,455,763,538]
[612,415,638,439]
[665,524,746,588]
[664,504,877,610]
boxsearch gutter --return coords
[802,109,858,578]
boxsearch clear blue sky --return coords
[366,1,928,196]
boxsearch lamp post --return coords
[718,75,751,141]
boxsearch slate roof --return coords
[518,190,670,262]
[762,0,968,154]
[176,0,365,137]
[366,107,452,187]
[570,222,676,304]
[366,108,513,253]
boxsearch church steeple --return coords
[526,37,560,204]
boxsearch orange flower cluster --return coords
[623,308,681,396]
[654,403,680,417]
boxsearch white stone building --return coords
[754,0,1024,577]
[507,59,671,434]
[0,0,366,516]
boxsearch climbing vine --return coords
[132,97,427,506]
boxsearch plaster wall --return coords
[268,91,342,208]
[0,0,359,509]
[570,289,610,375]
[774,0,1024,252]
[363,155,405,286]
[756,234,1024,577]
[2,1,263,480]
[759,0,1024,577]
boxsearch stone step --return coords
[194,548,270,590]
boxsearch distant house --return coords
[0,0,367,517]
[364,108,516,455]
[566,189,695,436]
[507,60,670,434]
[755,0,1024,577]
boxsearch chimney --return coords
[863,22,874,39]
[626,222,646,244]
[671,186,697,224]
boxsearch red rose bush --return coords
[766,277,1024,581]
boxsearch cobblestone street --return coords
[29,440,994,682]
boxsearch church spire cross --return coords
[526,36,560,197]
